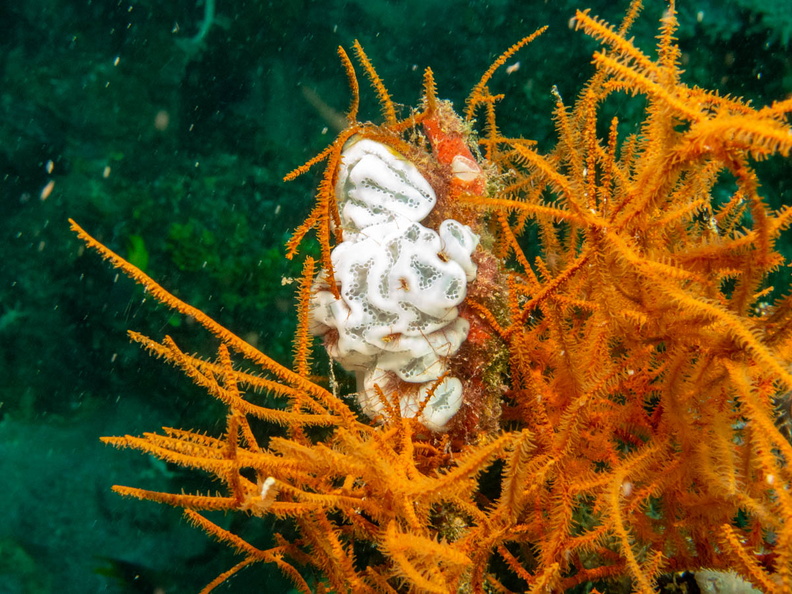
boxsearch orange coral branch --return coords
[353,40,397,125]
[465,27,548,121]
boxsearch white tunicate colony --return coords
[310,138,479,431]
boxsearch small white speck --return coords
[621,481,633,497]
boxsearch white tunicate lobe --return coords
[310,138,480,431]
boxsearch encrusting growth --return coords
[309,136,480,432]
[75,1,792,592]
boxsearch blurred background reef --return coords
[0,0,790,592]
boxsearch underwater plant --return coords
[74,1,792,592]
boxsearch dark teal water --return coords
[1,0,790,592]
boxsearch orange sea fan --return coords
[75,1,792,592]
